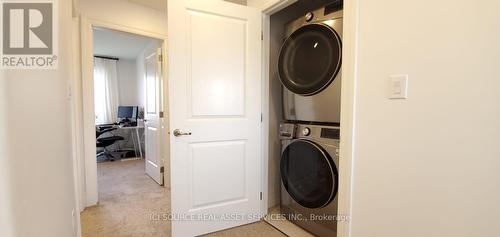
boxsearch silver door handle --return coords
[173,129,192,137]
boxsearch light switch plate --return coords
[389,74,408,99]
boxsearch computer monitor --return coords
[117,106,138,121]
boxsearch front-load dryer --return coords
[279,123,340,237]
[278,4,343,124]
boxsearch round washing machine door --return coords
[278,23,342,96]
[280,139,338,209]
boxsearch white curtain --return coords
[94,57,119,124]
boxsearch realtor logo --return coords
[1,0,58,69]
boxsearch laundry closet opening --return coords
[265,0,344,236]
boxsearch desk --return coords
[117,125,144,158]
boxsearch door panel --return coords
[145,51,163,185]
[168,0,262,236]
[188,10,246,117]
[190,140,246,209]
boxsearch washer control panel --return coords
[279,123,296,139]
[305,12,314,22]
[281,123,340,141]
[320,127,340,139]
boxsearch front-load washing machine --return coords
[279,123,340,237]
[278,3,343,124]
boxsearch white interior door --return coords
[145,50,163,185]
[168,0,262,236]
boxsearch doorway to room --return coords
[91,27,165,185]
[80,26,170,237]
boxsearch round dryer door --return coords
[278,24,342,96]
[280,139,338,209]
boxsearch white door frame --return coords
[256,0,300,219]
[256,1,358,237]
[79,17,168,206]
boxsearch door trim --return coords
[257,0,300,219]
[79,17,168,207]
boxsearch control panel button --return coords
[302,127,311,136]
[305,12,314,22]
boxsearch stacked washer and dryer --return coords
[277,2,343,237]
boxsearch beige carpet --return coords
[81,159,284,237]
[81,159,170,237]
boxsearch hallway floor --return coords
[81,159,284,237]
[81,159,170,237]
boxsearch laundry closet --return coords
[266,1,343,236]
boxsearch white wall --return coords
[79,0,167,36]
[350,1,500,236]
[136,56,145,114]
[117,59,142,108]
[0,72,14,237]
[247,0,272,8]
[225,0,247,5]
[0,1,78,236]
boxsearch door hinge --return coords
[261,113,263,122]
[261,30,263,41]
[160,167,164,173]
[260,192,263,200]
[158,54,163,62]
[159,111,164,118]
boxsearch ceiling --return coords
[127,0,167,12]
[93,28,157,59]
[124,0,246,11]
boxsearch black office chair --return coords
[96,126,124,162]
